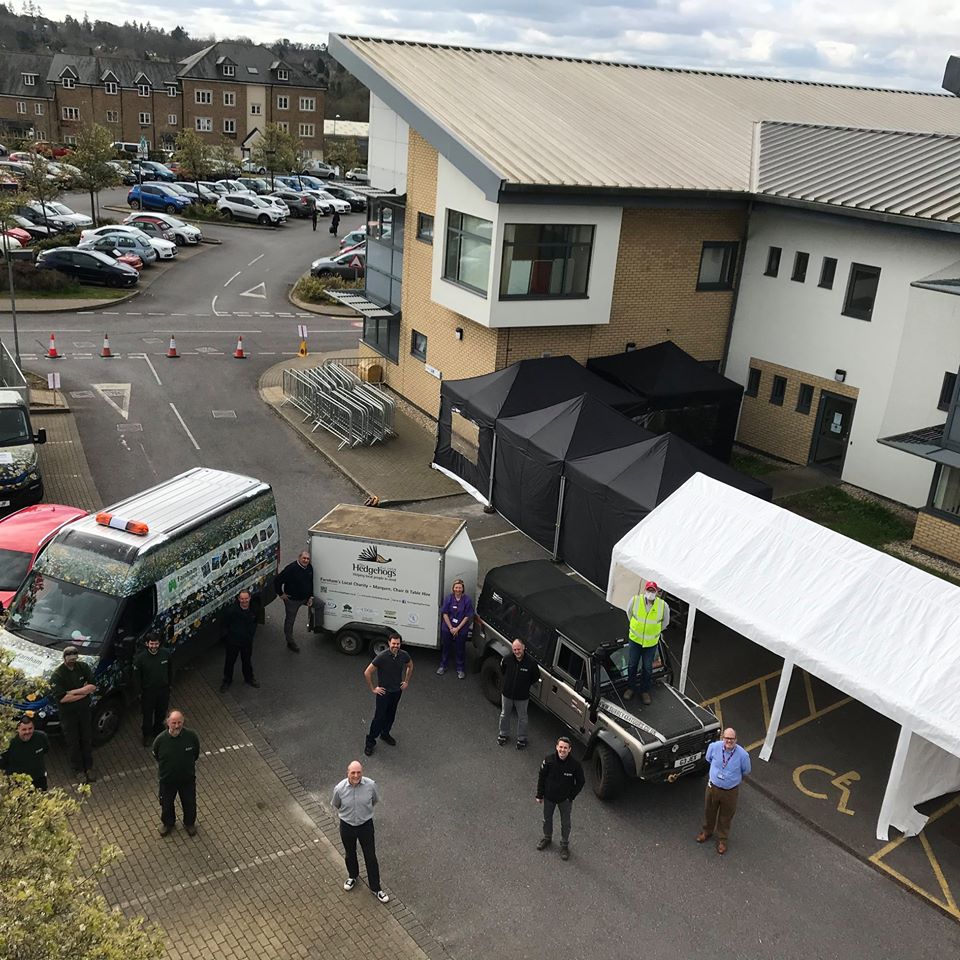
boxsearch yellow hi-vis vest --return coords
[628,595,665,648]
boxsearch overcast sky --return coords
[34,0,960,93]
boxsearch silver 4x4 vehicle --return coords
[474,561,720,800]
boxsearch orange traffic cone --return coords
[100,333,113,358]
[233,336,246,359]
[166,335,179,358]
[47,333,60,359]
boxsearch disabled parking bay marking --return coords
[792,763,861,815]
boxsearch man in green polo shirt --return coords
[152,709,200,837]
[132,632,173,747]
[0,715,50,790]
[48,645,97,783]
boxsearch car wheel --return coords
[91,696,124,745]
[224,209,233,219]
[257,214,270,225]
[370,636,390,658]
[479,656,502,706]
[129,199,140,210]
[174,236,184,246]
[317,270,331,277]
[336,630,364,656]
[164,204,176,214]
[593,743,626,801]
[107,277,122,288]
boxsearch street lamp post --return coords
[334,114,340,137]
[267,149,275,190]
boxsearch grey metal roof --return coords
[47,54,178,88]
[757,122,960,222]
[0,53,53,98]
[330,36,960,198]
[177,42,319,88]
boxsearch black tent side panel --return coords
[432,390,495,501]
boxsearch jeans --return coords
[283,597,307,642]
[159,778,197,827]
[60,703,94,772]
[542,798,573,843]
[627,642,657,694]
[438,628,466,672]
[141,687,170,739]
[223,641,254,684]
[499,696,530,741]
[339,818,380,890]
[703,783,740,841]
[366,690,403,747]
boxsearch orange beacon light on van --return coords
[95,512,150,536]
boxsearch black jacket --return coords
[275,560,313,602]
[536,750,585,803]
[225,601,257,646]
[500,653,540,701]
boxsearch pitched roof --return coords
[47,54,178,88]
[329,36,960,198]
[177,41,320,88]
[0,52,53,98]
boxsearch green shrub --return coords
[293,274,364,304]
[181,203,228,223]
[0,259,81,294]
[34,230,81,253]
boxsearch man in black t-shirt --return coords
[1,716,49,790]
[362,632,413,756]
[220,590,260,693]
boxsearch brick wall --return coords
[737,357,859,463]
[912,510,960,564]
[0,94,45,138]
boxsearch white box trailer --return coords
[308,504,477,657]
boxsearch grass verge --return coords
[731,452,780,478]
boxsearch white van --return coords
[0,389,46,514]
[0,468,279,742]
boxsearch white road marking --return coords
[211,295,224,316]
[169,402,200,450]
[171,312,187,316]
[258,351,276,355]
[128,352,162,386]
[247,254,264,267]
[473,529,521,542]
[125,312,142,315]
[224,270,242,287]
[160,329,263,334]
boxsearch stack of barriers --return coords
[282,359,396,449]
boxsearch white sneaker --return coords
[343,877,357,891]
[376,890,390,904]
[457,671,466,679]
[436,667,446,675]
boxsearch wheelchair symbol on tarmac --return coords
[792,764,861,816]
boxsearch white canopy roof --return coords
[607,473,960,837]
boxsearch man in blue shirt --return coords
[697,727,751,855]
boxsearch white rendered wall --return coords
[727,206,960,506]
[367,93,407,192]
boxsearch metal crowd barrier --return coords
[281,361,396,449]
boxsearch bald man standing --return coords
[698,727,751,855]
[331,761,389,904]
[152,709,201,837]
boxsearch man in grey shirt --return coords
[331,760,389,904]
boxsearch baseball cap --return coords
[63,645,80,658]
[644,581,659,592]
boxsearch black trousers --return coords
[60,704,93,772]
[339,818,380,891]
[159,778,196,827]
[141,687,170,739]
[366,690,402,746]
[223,640,254,684]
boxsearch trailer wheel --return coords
[479,656,502,706]
[91,697,124,746]
[336,630,364,656]
[593,743,625,801]
[370,636,390,657]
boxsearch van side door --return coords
[544,638,590,736]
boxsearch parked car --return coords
[127,182,191,214]
[111,216,175,244]
[216,194,285,225]
[339,227,367,251]
[43,202,93,229]
[107,160,137,185]
[198,180,230,197]
[258,195,291,220]
[240,159,268,175]
[0,504,88,608]
[2,226,32,247]
[8,215,55,241]
[130,159,177,182]
[36,247,139,287]
[15,203,72,232]
[78,230,158,265]
[323,184,367,211]
[94,247,144,272]
[216,179,256,196]
[344,167,370,184]
[238,177,270,195]
[0,235,24,255]
[174,181,218,205]
[80,224,177,260]
[268,189,316,218]
[300,159,336,178]
[123,212,202,246]
[304,189,350,214]
[310,249,365,279]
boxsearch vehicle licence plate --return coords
[674,751,703,768]
[0,500,10,507]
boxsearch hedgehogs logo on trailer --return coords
[353,545,397,580]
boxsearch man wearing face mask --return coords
[624,580,669,705]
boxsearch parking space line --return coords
[705,669,782,703]
[169,402,199,450]
[803,670,817,715]
[759,677,772,728]
[921,833,958,913]
[742,696,851,753]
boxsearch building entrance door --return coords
[809,392,856,470]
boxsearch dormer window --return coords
[222,64,235,77]
[138,83,151,97]
[62,77,76,89]
[277,68,288,81]
[167,84,177,97]
[105,81,118,95]
[22,73,36,86]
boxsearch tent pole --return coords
[678,604,697,694]
[552,477,566,560]
[759,659,794,761]
[486,431,498,506]
[875,725,912,842]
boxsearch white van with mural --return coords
[0,468,279,742]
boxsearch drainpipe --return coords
[719,198,753,377]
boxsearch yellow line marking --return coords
[700,668,782,704]
[868,860,958,917]
[831,770,860,816]
[871,795,960,863]
[793,764,832,800]
[743,696,852,752]
[759,676,771,728]
[803,669,817,715]
[920,833,958,913]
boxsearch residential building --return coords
[0,52,54,141]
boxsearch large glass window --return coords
[361,317,400,364]
[499,223,593,299]
[696,241,738,291]
[842,263,881,321]
[364,197,404,316]
[932,465,960,517]
[443,211,492,295]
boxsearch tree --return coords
[71,122,120,223]
[18,155,61,232]
[324,136,361,177]
[209,137,238,178]
[0,775,165,959]
[173,128,210,193]
[251,123,300,188]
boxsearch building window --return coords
[819,257,837,289]
[444,210,493,295]
[499,223,594,299]
[195,89,212,105]
[796,383,814,415]
[251,103,262,115]
[770,375,787,406]
[104,81,118,95]
[61,106,80,120]
[298,123,315,137]
[932,465,960,517]
[62,77,75,89]
[223,91,236,106]
[167,85,177,97]
[299,96,315,111]
[222,64,235,77]
[34,128,44,140]
[746,367,761,398]
[64,135,77,146]
[195,117,212,132]
[106,110,119,123]
[16,101,25,114]
[362,317,400,363]
[137,84,150,97]
[22,73,36,86]
[696,241,738,291]
[791,252,809,282]
[277,121,289,132]
[764,246,781,277]
[277,68,288,81]
[843,263,881,321]
[223,119,236,134]
[139,112,151,125]
[416,212,434,244]
[168,114,178,126]
[277,95,289,110]
[939,372,957,412]
[34,102,43,115]
[410,330,428,361]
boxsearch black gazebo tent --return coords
[558,433,773,588]
[492,395,653,550]
[432,356,640,504]
[586,341,744,462]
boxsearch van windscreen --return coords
[0,407,30,445]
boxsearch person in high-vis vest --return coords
[624,580,670,705]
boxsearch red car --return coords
[3,226,32,246]
[0,504,87,608]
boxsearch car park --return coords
[339,227,367,250]
[238,177,270,194]
[344,167,370,183]
[78,230,158,265]
[310,249,365,279]
[36,247,139,287]
[300,159,336,178]
[127,183,191,214]
[130,159,177,182]
[323,184,366,211]
[173,181,217,205]
[216,194,285,225]
[268,189,315,218]
[123,212,201,246]
[304,189,350,214]
[0,504,87,608]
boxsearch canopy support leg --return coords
[678,604,697,695]
[552,477,566,561]
[484,430,498,511]
[876,725,912,842]
[759,659,794,762]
